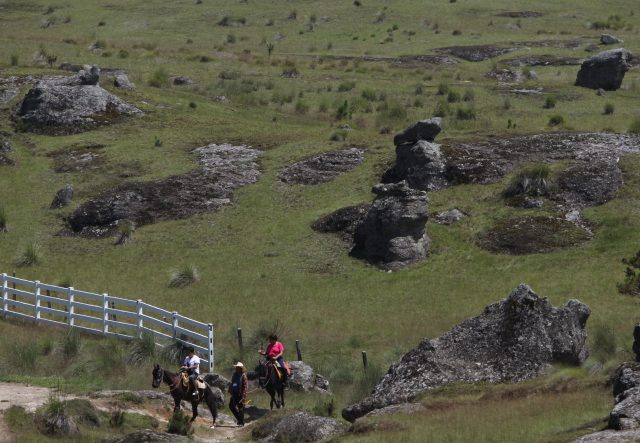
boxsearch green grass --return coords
[1,0,640,440]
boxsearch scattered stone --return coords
[575,48,633,91]
[486,68,524,83]
[342,284,590,421]
[601,34,623,45]
[434,45,518,62]
[114,73,135,90]
[287,361,331,393]
[382,140,449,192]
[58,62,83,72]
[258,411,347,442]
[67,144,261,237]
[340,124,352,131]
[329,132,345,142]
[351,181,430,271]
[505,195,544,209]
[0,155,14,166]
[88,390,170,401]
[433,209,465,225]
[596,88,606,96]
[379,127,391,135]
[50,184,74,209]
[504,55,582,67]
[311,203,371,242]
[392,118,442,146]
[572,429,640,442]
[279,148,363,185]
[16,66,142,135]
[105,430,188,443]
[172,76,194,86]
[495,11,544,18]
[50,144,105,173]
[584,44,600,53]
[477,216,592,254]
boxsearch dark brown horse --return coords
[253,361,285,410]
[152,364,218,427]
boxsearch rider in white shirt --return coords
[182,347,200,397]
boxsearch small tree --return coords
[618,250,640,296]
[266,41,275,57]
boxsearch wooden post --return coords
[237,328,243,354]
[136,300,143,338]
[362,351,368,371]
[34,280,41,324]
[171,312,178,339]
[110,301,117,322]
[1,273,8,318]
[102,293,109,334]
[46,289,51,311]
[295,340,302,361]
[67,287,74,326]
[208,323,214,373]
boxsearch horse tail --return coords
[203,384,219,424]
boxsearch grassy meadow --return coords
[1,0,640,439]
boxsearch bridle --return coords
[153,366,180,392]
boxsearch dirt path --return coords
[0,382,248,442]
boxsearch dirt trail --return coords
[0,382,248,442]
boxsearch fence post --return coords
[67,287,74,326]
[46,289,51,311]
[110,301,117,322]
[296,340,302,361]
[102,293,109,335]
[136,300,143,338]
[34,280,41,324]
[237,328,243,354]
[208,323,214,373]
[171,312,178,339]
[362,351,368,371]
[1,273,7,318]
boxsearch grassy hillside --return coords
[1,0,640,439]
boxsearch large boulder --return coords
[601,34,623,45]
[575,48,633,91]
[350,181,430,270]
[287,361,330,393]
[382,140,449,191]
[201,372,231,392]
[16,66,142,135]
[393,118,442,146]
[106,430,188,443]
[311,203,370,242]
[50,184,74,209]
[114,73,135,90]
[342,284,590,421]
[256,412,347,442]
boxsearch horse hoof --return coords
[210,425,216,429]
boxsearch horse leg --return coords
[204,390,217,428]
[190,400,198,422]
[280,386,285,408]
[174,396,181,413]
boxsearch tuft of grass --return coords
[59,328,81,359]
[149,68,169,88]
[114,220,135,246]
[603,103,615,115]
[15,242,42,267]
[0,205,7,232]
[590,323,616,363]
[168,264,200,288]
[548,114,565,127]
[10,54,19,66]
[503,164,551,198]
[127,332,156,365]
[543,95,557,109]
[455,105,476,120]
[167,410,193,435]
[617,249,640,296]
[629,116,640,134]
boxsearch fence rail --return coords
[0,273,214,371]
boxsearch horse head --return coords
[152,364,164,388]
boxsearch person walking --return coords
[229,362,248,426]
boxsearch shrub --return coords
[338,80,356,92]
[335,100,351,120]
[189,101,197,109]
[60,328,81,358]
[603,103,615,115]
[629,116,640,134]
[433,98,450,117]
[149,68,168,88]
[618,249,640,296]
[591,324,616,363]
[15,242,41,267]
[548,114,565,126]
[503,164,550,198]
[294,99,309,114]
[168,410,193,435]
[10,54,19,66]
[437,81,449,95]
[168,264,200,288]
[447,90,461,103]
[462,89,475,102]
[0,206,7,232]
[455,105,476,120]
[543,95,557,109]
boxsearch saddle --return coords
[180,372,206,390]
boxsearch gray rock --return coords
[382,140,449,192]
[601,34,623,45]
[575,48,633,91]
[114,73,135,90]
[279,148,363,185]
[78,65,100,85]
[202,372,231,392]
[555,160,622,208]
[613,363,640,398]
[633,324,640,362]
[172,76,194,86]
[50,184,74,209]
[287,361,330,392]
[351,181,430,270]
[312,204,371,243]
[262,412,347,442]
[363,402,426,418]
[0,133,11,153]
[68,144,260,237]
[393,118,442,146]
[342,284,590,421]
[596,88,606,96]
[611,387,640,430]
[106,430,188,443]
[17,70,142,135]
[572,429,640,442]
[433,209,465,225]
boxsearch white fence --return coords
[0,273,214,372]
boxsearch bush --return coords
[149,68,168,88]
[503,164,550,198]
[629,116,640,134]
[437,81,449,95]
[15,242,42,267]
[603,103,615,115]
[60,328,81,358]
[591,324,616,363]
[548,114,565,127]
[335,100,351,120]
[127,332,156,365]
[168,410,193,435]
[294,99,309,114]
[455,105,476,120]
[543,95,557,109]
[338,80,356,92]
[10,54,19,66]
[447,90,461,103]
[168,264,200,288]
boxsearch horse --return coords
[151,364,218,428]
[252,360,285,410]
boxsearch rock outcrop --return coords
[311,203,370,242]
[555,160,623,207]
[433,209,465,225]
[342,284,590,421]
[575,48,633,91]
[50,184,74,209]
[279,148,363,185]
[16,65,142,135]
[287,361,330,393]
[68,144,260,237]
[253,412,347,442]
[106,430,188,443]
[601,34,623,45]
[351,181,430,270]
[114,73,135,90]
[392,118,442,146]
[0,133,13,166]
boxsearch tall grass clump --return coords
[503,164,550,198]
[114,220,135,245]
[603,103,615,115]
[10,54,19,66]
[590,324,616,363]
[617,249,640,296]
[167,410,192,435]
[15,242,42,267]
[543,95,557,109]
[168,264,199,288]
[127,332,156,365]
[0,205,7,232]
[149,68,169,88]
[629,116,640,134]
[548,114,565,127]
[60,328,81,358]
[351,363,384,402]
[36,392,69,435]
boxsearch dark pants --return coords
[189,373,198,394]
[229,396,244,425]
